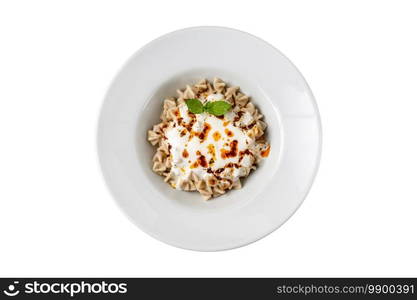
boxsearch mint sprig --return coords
[185,99,231,116]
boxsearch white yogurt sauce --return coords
[165,98,255,181]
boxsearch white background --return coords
[1,0,416,277]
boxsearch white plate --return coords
[97,27,321,251]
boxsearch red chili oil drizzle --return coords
[220,140,238,159]
[198,122,212,142]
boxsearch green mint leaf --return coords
[203,101,214,112]
[185,99,204,114]
[206,101,231,116]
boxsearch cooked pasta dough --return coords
[147,78,270,200]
